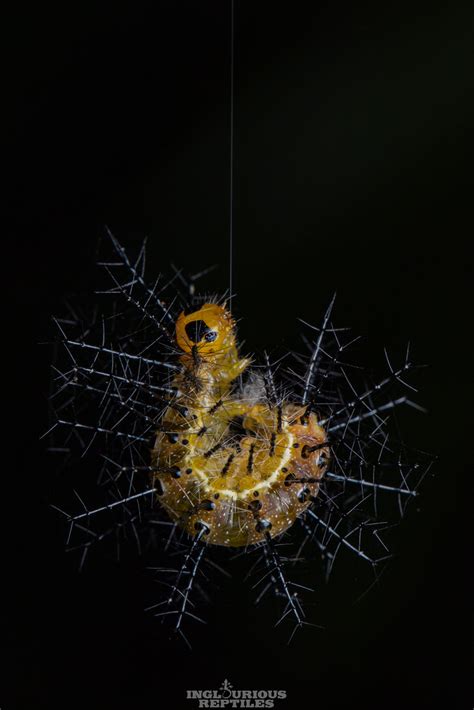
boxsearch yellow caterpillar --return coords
[152,303,330,546]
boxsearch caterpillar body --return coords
[50,234,431,643]
[154,303,329,546]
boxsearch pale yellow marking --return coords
[191,433,294,501]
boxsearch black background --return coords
[4,1,471,709]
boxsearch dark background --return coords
[4,1,471,709]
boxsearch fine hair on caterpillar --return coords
[48,231,432,646]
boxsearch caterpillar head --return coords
[176,303,235,355]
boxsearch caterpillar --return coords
[153,302,329,546]
[49,232,431,645]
